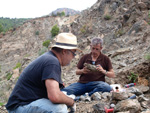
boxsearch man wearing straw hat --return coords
[6,33,80,113]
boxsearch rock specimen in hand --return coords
[84,63,98,72]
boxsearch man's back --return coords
[6,51,62,110]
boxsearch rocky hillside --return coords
[65,0,150,85]
[0,0,150,112]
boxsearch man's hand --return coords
[62,91,76,113]
[96,64,105,73]
[82,67,91,74]
[69,103,76,113]
[76,67,90,75]
[62,91,75,100]
[96,65,115,78]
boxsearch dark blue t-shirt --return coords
[6,51,63,110]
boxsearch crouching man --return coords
[6,33,80,113]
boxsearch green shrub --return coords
[114,29,125,37]
[24,54,30,57]
[6,72,12,80]
[13,62,21,69]
[35,31,39,35]
[145,53,150,61]
[148,10,150,24]
[104,14,111,20]
[2,32,5,36]
[118,29,124,35]
[38,47,48,56]
[33,21,36,24]
[0,102,4,106]
[61,11,65,16]
[128,72,138,83]
[51,25,59,37]
[0,65,1,73]
[43,40,50,48]
[117,29,124,36]
[80,25,86,33]
[0,23,3,33]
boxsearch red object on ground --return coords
[124,83,136,88]
[104,107,114,113]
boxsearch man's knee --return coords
[25,106,52,113]
[101,83,112,92]
[95,82,112,92]
[61,82,82,95]
[56,104,68,113]
[28,103,67,113]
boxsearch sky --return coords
[0,0,97,18]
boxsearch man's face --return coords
[90,44,102,57]
[62,49,76,66]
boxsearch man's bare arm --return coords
[76,67,91,75]
[45,79,74,106]
[96,65,115,78]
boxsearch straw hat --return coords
[52,33,81,51]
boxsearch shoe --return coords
[80,93,91,101]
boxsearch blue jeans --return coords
[62,81,112,96]
[8,98,68,113]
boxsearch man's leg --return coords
[86,81,112,96]
[8,98,68,113]
[61,82,87,96]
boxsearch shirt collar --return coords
[87,52,103,61]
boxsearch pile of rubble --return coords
[76,84,150,113]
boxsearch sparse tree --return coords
[57,12,61,17]
[0,23,3,33]
[51,25,59,37]
[61,11,65,16]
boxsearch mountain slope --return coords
[0,17,29,32]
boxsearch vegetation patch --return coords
[115,29,125,37]
[43,40,50,48]
[2,32,5,36]
[51,25,59,37]
[0,102,4,106]
[0,65,1,73]
[104,14,111,20]
[128,72,138,83]
[148,10,150,24]
[145,53,150,61]
[0,23,3,33]
[35,31,39,35]
[13,62,21,70]
[0,17,29,32]
[103,4,111,20]
[52,11,66,17]
[6,72,12,80]
[33,21,36,24]
[80,25,87,34]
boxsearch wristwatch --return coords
[105,70,108,75]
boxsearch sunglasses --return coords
[68,50,76,57]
